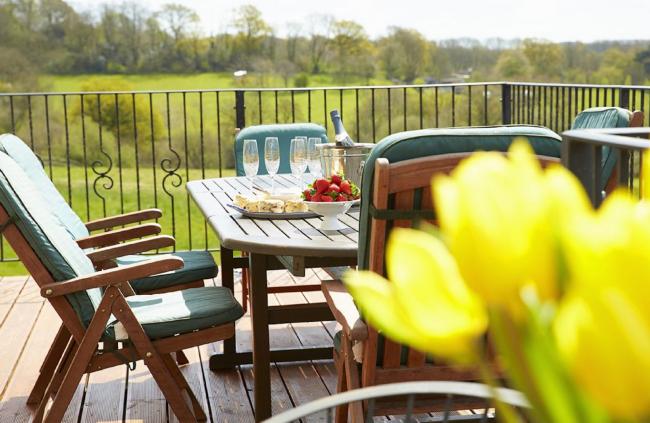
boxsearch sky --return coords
[70,0,650,43]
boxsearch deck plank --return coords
[0,276,29,327]
[168,347,210,423]
[275,361,332,422]
[203,344,254,423]
[0,304,59,421]
[124,363,168,423]
[79,365,128,423]
[0,278,44,399]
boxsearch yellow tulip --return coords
[432,140,590,310]
[555,192,650,418]
[344,228,488,362]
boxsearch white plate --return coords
[227,203,317,220]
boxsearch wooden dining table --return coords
[187,173,359,421]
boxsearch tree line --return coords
[1,0,650,93]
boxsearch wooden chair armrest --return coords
[76,224,162,249]
[85,209,162,231]
[41,256,184,298]
[322,280,368,342]
[86,235,175,264]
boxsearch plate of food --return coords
[228,194,317,219]
[302,174,361,230]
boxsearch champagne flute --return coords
[307,137,322,178]
[264,137,280,193]
[242,139,259,191]
[290,137,307,189]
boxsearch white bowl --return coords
[304,200,359,231]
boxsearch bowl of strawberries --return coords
[302,174,361,231]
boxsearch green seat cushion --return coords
[234,123,328,176]
[0,152,100,327]
[357,125,562,270]
[117,251,219,293]
[105,287,244,340]
[571,107,632,191]
[0,134,89,239]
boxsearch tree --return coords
[330,19,372,77]
[494,50,530,80]
[156,3,198,43]
[522,39,565,80]
[231,5,271,59]
[305,13,333,74]
[379,27,428,83]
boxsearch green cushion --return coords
[105,287,244,340]
[357,125,562,270]
[0,134,89,239]
[571,107,632,191]
[234,123,328,176]
[0,151,101,327]
[117,251,218,293]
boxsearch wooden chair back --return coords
[361,152,560,390]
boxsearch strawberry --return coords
[311,193,322,202]
[328,184,341,193]
[340,180,352,194]
[314,178,330,194]
[321,194,333,202]
[303,189,312,201]
[331,174,342,185]
[336,194,347,202]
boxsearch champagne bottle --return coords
[330,110,355,147]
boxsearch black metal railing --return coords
[0,81,649,261]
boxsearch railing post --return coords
[561,137,602,208]
[619,88,631,109]
[235,90,246,130]
[501,83,512,125]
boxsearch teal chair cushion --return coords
[571,107,633,191]
[117,251,218,292]
[357,125,562,270]
[105,286,244,340]
[0,152,101,327]
[234,123,328,176]
[0,134,90,239]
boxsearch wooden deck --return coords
[0,267,347,422]
[0,269,482,422]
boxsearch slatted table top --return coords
[187,174,359,258]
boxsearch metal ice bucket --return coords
[317,143,375,187]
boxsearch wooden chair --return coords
[321,126,563,422]
[570,107,644,195]
[0,133,216,390]
[0,151,244,422]
[234,123,328,312]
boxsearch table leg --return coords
[249,252,271,422]
[212,247,237,369]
